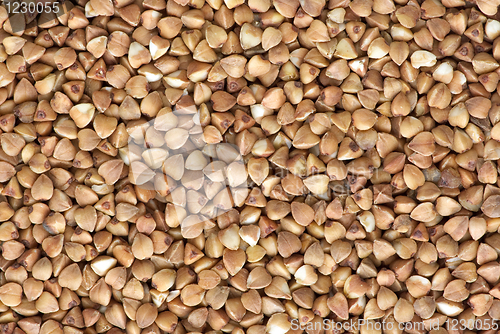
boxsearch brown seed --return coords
[31,174,53,201]
[394,298,414,323]
[54,47,77,70]
[0,282,22,307]
[35,291,59,314]
[247,267,272,289]
[136,303,158,328]
[180,284,205,307]
[403,164,425,190]
[327,292,349,320]
[1,133,25,157]
[290,201,314,226]
[211,91,237,112]
[277,231,301,258]
[105,303,127,329]
[465,96,491,119]
[58,263,83,291]
[482,195,500,218]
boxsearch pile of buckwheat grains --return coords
[5,0,500,332]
